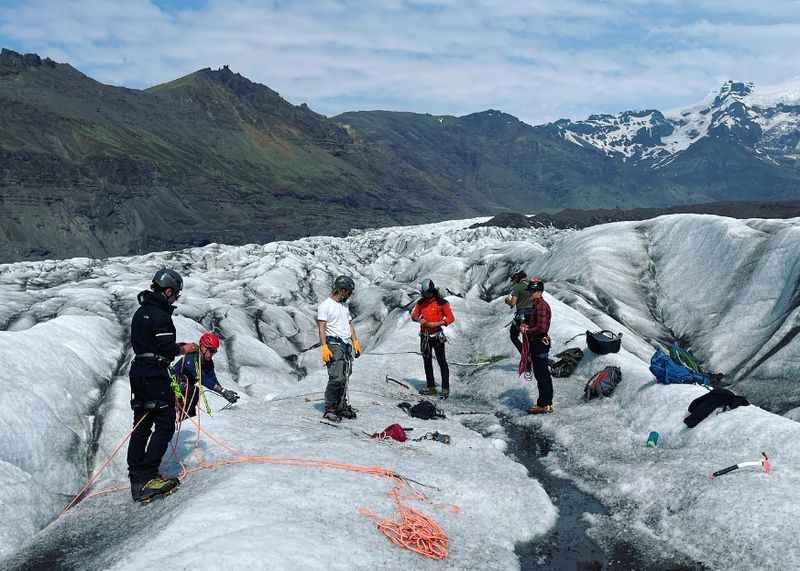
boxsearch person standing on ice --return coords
[519,277,554,414]
[127,269,199,503]
[411,279,455,399]
[318,275,362,423]
[171,332,239,419]
[504,269,532,353]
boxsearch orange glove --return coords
[321,344,334,364]
[352,338,363,358]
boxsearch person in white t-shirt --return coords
[317,275,363,422]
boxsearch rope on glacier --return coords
[65,412,452,560]
[60,412,150,515]
[362,351,502,367]
[179,417,450,560]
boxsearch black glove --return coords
[221,388,239,403]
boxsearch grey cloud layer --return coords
[1,0,799,123]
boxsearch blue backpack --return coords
[649,350,710,385]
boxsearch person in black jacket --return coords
[127,268,198,503]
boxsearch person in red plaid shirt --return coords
[520,277,554,414]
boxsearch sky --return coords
[1,0,799,124]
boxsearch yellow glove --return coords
[321,344,334,364]
[352,338,363,358]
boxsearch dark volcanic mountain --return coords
[0,49,473,261]
[1,49,799,262]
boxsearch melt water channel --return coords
[461,409,707,571]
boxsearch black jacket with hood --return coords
[129,290,181,378]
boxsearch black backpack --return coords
[586,330,622,354]
[684,388,749,428]
[398,400,446,420]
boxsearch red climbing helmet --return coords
[199,332,220,350]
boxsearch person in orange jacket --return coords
[411,279,455,398]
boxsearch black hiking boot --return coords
[132,476,180,503]
[439,388,450,400]
[323,410,342,423]
[338,404,357,419]
[419,386,438,396]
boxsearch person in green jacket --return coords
[504,270,532,353]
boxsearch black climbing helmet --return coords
[526,276,544,292]
[333,275,355,293]
[510,269,527,282]
[420,278,437,298]
[152,268,183,292]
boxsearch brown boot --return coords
[527,404,554,415]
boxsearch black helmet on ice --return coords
[420,278,437,298]
[152,268,183,292]
[333,275,355,293]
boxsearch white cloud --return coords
[1,0,799,123]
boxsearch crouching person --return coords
[128,269,198,503]
[317,275,362,423]
[172,332,239,419]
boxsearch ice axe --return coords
[385,374,410,390]
[711,451,770,479]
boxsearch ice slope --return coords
[1,213,799,569]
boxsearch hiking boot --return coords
[419,386,438,396]
[322,410,342,423]
[338,405,357,419]
[132,476,180,503]
[527,404,554,415]
[159,475,181,488]
[439,389,450,400]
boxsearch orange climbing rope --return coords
[64,411,453,560]
[60,412,150,515]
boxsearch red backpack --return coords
[371,423,408,442]
[583,366,622,401]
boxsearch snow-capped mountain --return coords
[552,80,800,166]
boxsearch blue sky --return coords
[1,0,799,124]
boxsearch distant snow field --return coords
[1,213,799,569]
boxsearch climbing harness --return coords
[413,431,451,445]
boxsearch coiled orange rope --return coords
[63,413,453,560]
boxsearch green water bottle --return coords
[646,431,659,447]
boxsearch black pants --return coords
[510,321,523,353]
[324,340,353,412]
[127,374,176,484]
[421,333,449,391]
[510,309,531,353]
[527,338,553,407]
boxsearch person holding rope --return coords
[318,275,363,423]
[504,269,531,353]
[127,269,199,502]
[171,332,239,419]
[518,277,554,414]
[411,279,455,399]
